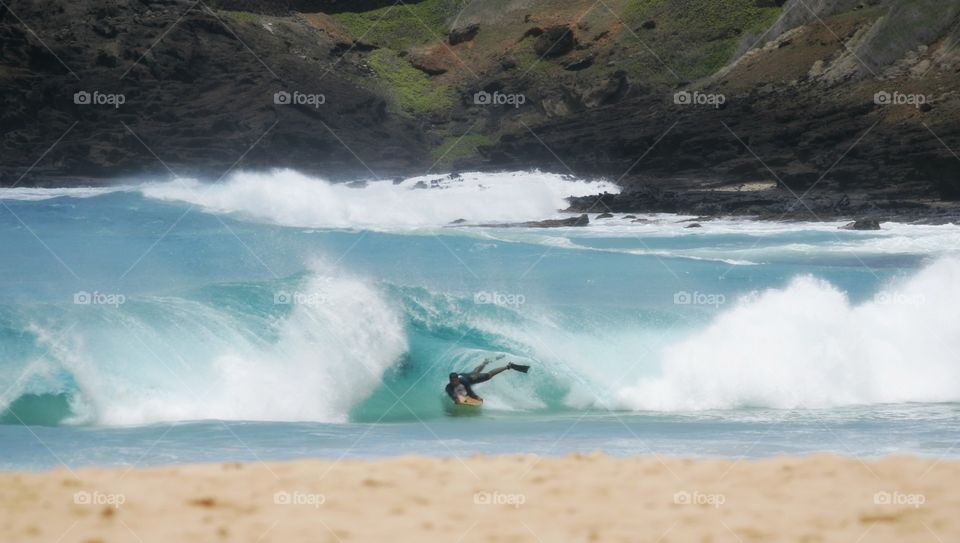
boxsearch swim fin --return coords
[508,363,530,373]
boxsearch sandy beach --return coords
[2,454,957,543]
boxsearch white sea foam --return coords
[0,186,132,201]
[138,169,618,228]
[19,270,407,425]
[618,257,960,410]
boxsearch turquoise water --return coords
[1,172,959,470]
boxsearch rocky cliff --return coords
[2,0,959,218]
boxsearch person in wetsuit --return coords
[445,355,529,404]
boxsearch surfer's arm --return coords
[446,384,471,403]
[445,385,461,401]
[463,384,481,400]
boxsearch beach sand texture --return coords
[2,454,957,542]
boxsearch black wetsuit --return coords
[445,371,493,400]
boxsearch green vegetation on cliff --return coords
[430,134,494,167]
[334,0,468,50]
[622,0,783,81]
[366,49,455,115]
[223,10,258,23]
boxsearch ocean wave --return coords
[0,268,407,425]
[0,186,133,201]
[618,257,960,410]
[138,169,618,229]
[470,231,760,265]
[4,256,959,425]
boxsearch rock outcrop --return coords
[1,0,959,222]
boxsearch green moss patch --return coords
[367,49,454,116]
[621,0,783,82]
[334,0,468,50]
[430,133,494,166]
[223,10,258,23]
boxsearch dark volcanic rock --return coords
[534,25,576,58]
[448,23,480,45]
[521,214,590,227]
[918,157,960,201]
[0,0,432,184]
[476,214,590,228]
[840,219,882,231]
[564,55,594,71]
[2,0,960,229]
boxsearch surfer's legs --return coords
[467,366,510,384]
[472,354,505,373]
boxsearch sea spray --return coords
[139,170,618,228]
[618,257,960,410]
[2,271,407,425]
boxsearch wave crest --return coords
[619,257,960,410]
[139,169,618,229]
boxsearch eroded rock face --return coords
[564,55,593,71]
[521,214,590,228]
[840,219,882,231]
[1,0,959,225]
[0,0,431,183]
[448,23,480,45]
[407,46,451,75]
[533,25,576,58]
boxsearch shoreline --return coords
[3,454,957,542]
[565,190,960,226]
[3,171,959,225]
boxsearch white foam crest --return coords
[469,218,960,263]
[139,169,618,229]
[0,186,133,201]
[467,230,758,265]
[744,229,960,257]
[39,271,407,425]
[618,257,960,410]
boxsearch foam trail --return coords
[139,170,618,229]
[0,186,132,201]
[618,257,960,410]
